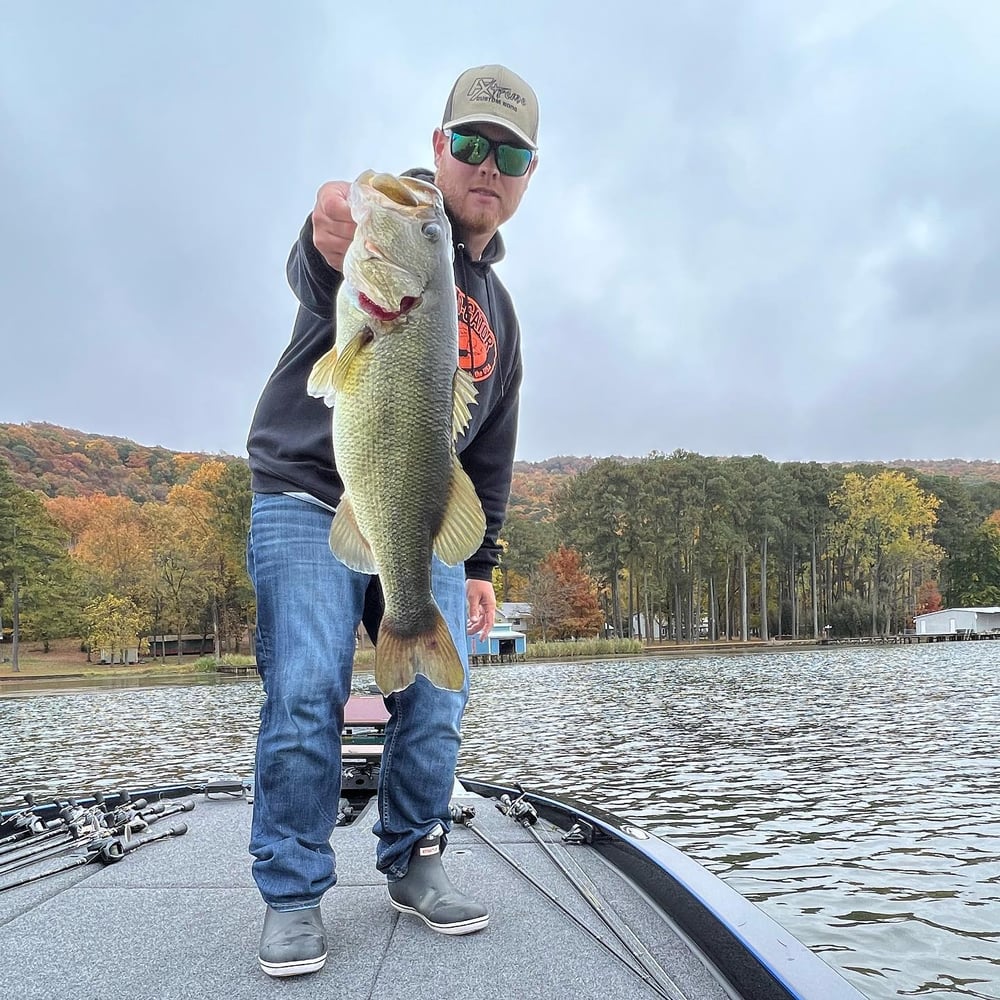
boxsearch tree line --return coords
[4,450,1000,669]
[497,452,1000,643]
[0,459,251,671]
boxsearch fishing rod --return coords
[494,788,685,1000]
[0,795,194,879]
[450,803,681,1000]
[0,821,189,894]
[0,794,133,862]
[1,779,245,826]
[0,803,112,878]
[0,794,58,843]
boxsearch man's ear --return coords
[432,128,447,168]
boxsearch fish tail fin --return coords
[375,609,465,695]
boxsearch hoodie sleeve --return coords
[287,214,342,317]
[461,348,523,582]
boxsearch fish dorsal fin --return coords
[328,496,378,574]
[451,367,478,441]
[306,347,340,407]
[433,456,487,566]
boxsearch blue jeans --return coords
[246,493,470,910]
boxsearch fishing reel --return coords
[496,792,538,827]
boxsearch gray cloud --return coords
[2,1,998,465]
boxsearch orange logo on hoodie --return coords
[456,288,496,382]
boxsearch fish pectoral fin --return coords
[307,330,372,405]
[332,329,371,385]
[375,611,464,695]
[433,457,487,566]
[328,497,378,574]
[451,367,478,440]
[306,347,340,406]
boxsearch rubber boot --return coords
[258,904,327,977]
[387,828,489,935]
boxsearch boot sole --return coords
[259,953,328,977]
[389,898,489,935]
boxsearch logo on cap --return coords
[466,76,529,110]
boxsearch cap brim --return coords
[442,113,537,150]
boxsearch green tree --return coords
[556,459,637,638]
[0,462,75,670]
[944,521,1000,606]
[497,513,557,601]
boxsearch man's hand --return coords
[466,579,497,642]
[312,181,355,271]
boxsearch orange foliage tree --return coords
[165,460,252,655]
[527,546,604,640]
[915,579,943,615]
[51,493,157,606]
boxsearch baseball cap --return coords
[442,65,539,150]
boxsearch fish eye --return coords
[421,222,442,243]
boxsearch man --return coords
[245,64,539,977]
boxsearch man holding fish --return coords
[245,65,540,977]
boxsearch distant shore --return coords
[1,633,946,686]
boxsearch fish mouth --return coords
[357,291,421,323]
[355,170,440,212]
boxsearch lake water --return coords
[2,642,999,1000]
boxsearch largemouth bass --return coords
[307,170,486,695]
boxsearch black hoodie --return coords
[246,169,523,582]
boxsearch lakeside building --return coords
[913,607,1000,636]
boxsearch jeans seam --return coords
[381,693,403,839]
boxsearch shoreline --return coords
[1,633,964,687]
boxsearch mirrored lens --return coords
[495,144,533,177]
[450,132,490,165]
[449,131,533,177]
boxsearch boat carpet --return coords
[0,787,731,999]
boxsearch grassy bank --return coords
[0,638,231,682]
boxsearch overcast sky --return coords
[3,2,998,465]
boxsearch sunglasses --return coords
[446,129,535,177]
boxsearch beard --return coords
[435,172,505,242]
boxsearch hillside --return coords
[509,455,1000,523]
[0,422,240,501]
[4,421,1000,513]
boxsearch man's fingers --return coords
[312,181,355,270]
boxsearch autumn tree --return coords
[84,594,150,664]
[524,564,569,642]
[524,546,603,641]
[63,493,158,605]
[829,470,942,634]
[915,579,943,615]
[165,460,252,656]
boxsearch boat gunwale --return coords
[458,776,869,1000]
